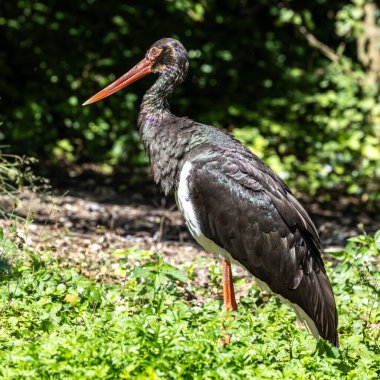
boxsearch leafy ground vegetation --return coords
[0,222,379,379]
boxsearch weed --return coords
[0,226,379,379]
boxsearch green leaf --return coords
[161,264,188,282]
[132,266,153,279]
[112,249,128,257]
[374,230,380,250]
[64,293,80,306]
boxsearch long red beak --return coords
[82,57,153,106]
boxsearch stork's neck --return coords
[138,67,192,195]
[140,69,182,117]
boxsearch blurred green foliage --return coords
[0,0,379,198]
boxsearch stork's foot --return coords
[219,307,236,345]
[219,332,232,345]
[218,259,238,345]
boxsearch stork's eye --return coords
[149,47,162,59]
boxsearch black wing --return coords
[185,143,338,346]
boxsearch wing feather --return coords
[183,147,338,345]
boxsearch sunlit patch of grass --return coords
[0,226,379,379]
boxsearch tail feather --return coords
[294,269,339,347]
[314,270,339,347]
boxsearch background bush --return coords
[0,0,379,199]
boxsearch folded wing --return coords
[185,145,338,345]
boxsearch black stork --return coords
[83,38,339,346]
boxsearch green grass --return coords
[0,227,379,379]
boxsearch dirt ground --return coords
[1,182,379,300]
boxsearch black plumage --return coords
[84,37,339,346]
[183,130,338,345]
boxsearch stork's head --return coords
[148,38,188,75]
[83,38,188,106]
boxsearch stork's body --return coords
[84,38,339,346]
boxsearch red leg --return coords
[222,259,237,312]
[219,259,237,345]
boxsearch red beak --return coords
[83,58,153,106]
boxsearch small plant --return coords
[0,227,379,379]
[0,149,50,219]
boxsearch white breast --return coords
[177,161,237,263]
[177,161,202,236]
